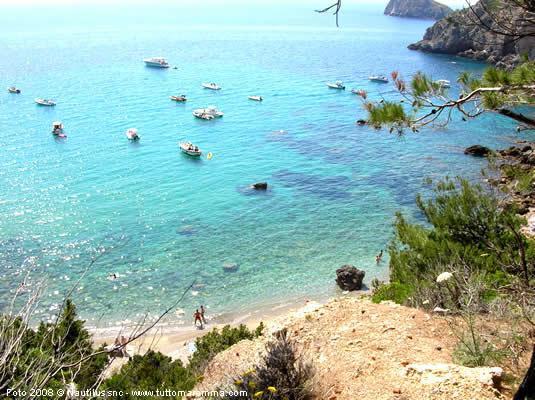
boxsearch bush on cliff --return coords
[373,177,535,308]
[229,328,314,400]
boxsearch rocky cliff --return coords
[384,0,452,20]
[408,0,535,65]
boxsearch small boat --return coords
[8,87,21,94]
[327,80,345,90]
[51,121,66,137]
[179,141,202,157]
[202,82,221,90]
[248,95,263,101]
[170,95,187,102]
[435,79,451,88]
[369,76,389,83]
[35,98,56,106]
[125,128,140,141]
[143,57,169,68]
[193,106,224,120]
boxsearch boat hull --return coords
[144,61,169,68]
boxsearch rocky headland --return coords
[408,0,535,66]
[384,0,452,20]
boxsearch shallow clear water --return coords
[0,2,523,326]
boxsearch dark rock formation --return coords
[464,145,491,157]
[408,0,535,65]
[384,0,452,20]
[252,182,268,190]
[335,265,365,291]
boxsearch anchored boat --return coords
[193,106,224,120]
[327,80,345,90]
[125,128,140,141]
[143,57,170,68]
[170,95,187,102]
[179,141,202,157]
[248,95,263,101]
[202,82,221,90]
[369,75,389,83]
[8,87,21,94]
[35,98,56,106]
[52,121,66,138]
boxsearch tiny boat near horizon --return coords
[202,82,221,90]
[248,95,263,101]
[52,121,66,138]
[435,79,451,88]
[170,95,187,102]
[327,80,345,90]
[8,87,21,94]
[193,106,224,120]
[125,128,140,141]
[143,57,170,68]
[369,75,389,83]
[35,98,56,106]
[179,141,202,157]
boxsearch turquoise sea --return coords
[0,2,523,327]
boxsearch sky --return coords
[0,0,468,9]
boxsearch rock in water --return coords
[252,182,268,190]
[223,262,239,272]
[464,145,491,157]
[384,0,452,20]
[408,0,535,65]
[335,265,365,291]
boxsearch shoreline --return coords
[91,289,351,361]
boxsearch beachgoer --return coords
[194,309,203,328]
[376,250,384,264]
[200,305,206,324]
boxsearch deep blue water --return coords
[0,2,522,327]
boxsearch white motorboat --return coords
[435,79,451,88]
[369,76,389,83]
[202,82,221,90]
[125,128,140,141]
[193,106,224,120]
[143,57,170,68]
[248,95,263,101]
[327,80,345,90]
[51,121,66,137]
[179,141,202,157]
[8,87,21,94]
[35,98,56,106]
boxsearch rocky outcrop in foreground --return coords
[194,297,507,399]
[384,0,452,20]
[408,0,535,65]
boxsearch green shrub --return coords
[188,323,264,373]
[102,350,197,399]
[371,282,412,304]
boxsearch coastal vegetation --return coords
[0,292,264,399]
[227,328,314,400]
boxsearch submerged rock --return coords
[384,0,452,20]
[464,145,491,157]
[251,182,268,190]
[335,265,365,291]
[223,262,239,272]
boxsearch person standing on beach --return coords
[193,309,203,329]
[200,305,206,324]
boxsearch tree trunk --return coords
[514,344,535,400]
